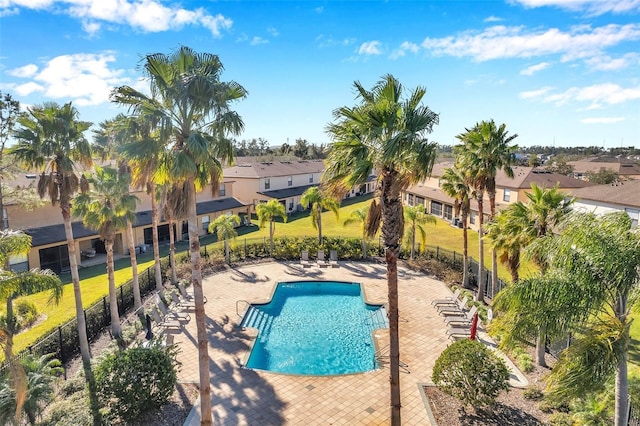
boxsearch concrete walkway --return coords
[171,261,523,425]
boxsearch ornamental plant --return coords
[432,339,510,408]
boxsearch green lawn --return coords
[6,194,639,379]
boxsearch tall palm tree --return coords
[484,202,528,284]
[0,230,62,425]
[324,74,438,425]
[440,166,473,287]
[111,46,247,426]
[343,206,370,258]
[117,118,164,291]
[256,199,287,254]
[10,102,101,424]
[300,186,340,244]
[72,166,138,343]
[403,204,436,260]
[455,120,517,301]
[93,115,143,311]
[496,211,640,426]
[208,214,240,262]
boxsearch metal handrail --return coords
[236,299,251,318]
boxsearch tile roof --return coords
[567,179,640,208]
[258,184,317,199]
[224,159,325,178]
[567,159,640,176]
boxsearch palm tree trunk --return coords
[169,220,177,285]
[150,183,163,290]
[126,221,141,311]
[317,205,323,244]
[362,235,368,259]
[269,220,275,255]
[5,296,27,426]
[106,240,122,341]
[476,195,485,303]
[536,330,547,368]
[462,211,469,288]
[489,191,498,299]
[381,171,402,426]
[62,208,102,425]
[186,178,212,426]
[615,342,629,426]
[410,223,416,260]
[224,240,230,263]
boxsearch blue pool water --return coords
[241,281,388,375]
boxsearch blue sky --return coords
[1,0,639,149]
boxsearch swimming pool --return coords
[241,281,388,375]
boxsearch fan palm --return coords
[440,166,473,287]
[343,206,370,258]
[403,204,436,260]
[10,102,101,424]
[72,166,139,342]
[111,46,247,425]
[0,230,62,425]
[324,74,438,425]
[300,186,340,244]
[256,199,288,254]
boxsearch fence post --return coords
[103,297,108,324]
[58,326,63,362]
[84,309,89,345]
[245,238,247,258]
[120,286,124,314]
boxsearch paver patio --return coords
[173,260,496,425]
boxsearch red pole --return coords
[470,312,479,340]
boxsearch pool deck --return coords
[175,260,524,425]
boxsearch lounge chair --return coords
[170,291,196,309]
[317,250,329,267]
[431,288,462,307]
[329,250,339,267]
[443,305,478,326]
[150,307,183,330]
[436,296,468,315]
[177,282,207,304]
[155,293,191,323]
[446,326,472,340]
[300,250,312,268]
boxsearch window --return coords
[408,194,414,206]
[430,201,443,217]
[264,178,270,190]
[287,176,293,187]
[503,188,511,202]
[309,174,314,183]
[470,212,476,225]
[289,200,294,211]
[415,196,425,207]
[202,215,210,232]
[444,205,453,220]
[2,208,7,229]
[219,184,226,197]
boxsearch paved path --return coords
[171,261,523,425]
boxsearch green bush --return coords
[523,386,544,400]
[95,345,178,422]
[547,412,573,426]
[432,339,510,408]
[39,391,92,426]
[516,352,534,373]
[15,300,39,330]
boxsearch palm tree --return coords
[440,166,473,287]
[484,202,528,284]
[111,46,247,425]
[300,186,340,244]
[10,102,101,424]
[0,230,62,425]
[256,199,287,254]
[495,211,639,426]
[455,120,517,301]
[161,182,189,285]
[72,166,138,342]
[208,214,240,262]
[403,204,436,260]
[343,206,370,258]
[93,115,143,311]
[324,74,438,425]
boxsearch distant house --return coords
[223,158,376,215]
[568,179,640,227]
[5,173,249,274]
[402,163,595,230]
[567,157,640,180]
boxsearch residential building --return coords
[568,179,640,226]
[403,163,595,230]
[567,157,640,180]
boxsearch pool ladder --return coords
[236,299,251,319]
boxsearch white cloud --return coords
[82,20,101,36]
[10,52,129,106]
[14,82,45,96]
[484,15,503,22]
[511,0,640,16]
[522,83,640,109]
[390,41,420,59]
[1,0,233,37]
[421,23,640,63]
[581,117,625,124]
[314,6,324,13]
[358,41,382,55]
[584,52,639,71]
[520,62,550,75]
[267,26,279,37]
[250,36,268,46]
[8,64,38,78]
[316,35,356,48]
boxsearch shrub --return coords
[15,300,39,331]
[39,391,92,426]
[95,345,178,422]
[432,339,510,408]
[547,412,573,426]
[516,352,535,373]
[523,386,544,400]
